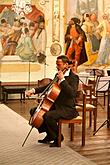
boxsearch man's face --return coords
[69,20,74,25]
[38,22,45,29]
[2,22,7,27]
[56,59,67,71]
[90,14,97,21]
[29,26,35,36]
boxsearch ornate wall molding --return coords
[52,0,60,42]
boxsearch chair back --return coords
[82,84,92,104]
[38,78,52,87]
[88,79,96,96]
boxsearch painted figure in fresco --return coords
[3,18,22,55]
[66,17,87,73]
[65,18,76,55]
[81,13,100,65]
[90,12,101,42]
[16,27,36,61]
[29,21,37,38]
[0,18,14,52]
[32,15,47,63]
[95,12,110,65]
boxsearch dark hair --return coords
[57,55,70,64]
[29,21,35,27]
[35,15,45,23]
[24,27,29,34]
[71,17,80,24]
[86,14,89,17]
[1,18,7,24]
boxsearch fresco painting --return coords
[0,0,110,68]
[67,0,110,68]
[0,0,46,63]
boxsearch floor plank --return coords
[5,96,110,165]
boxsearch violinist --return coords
[25,55,79,147]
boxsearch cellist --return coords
[25,55,79,147]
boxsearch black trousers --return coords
[30,107,62,140]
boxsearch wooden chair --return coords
[88,79,97,107]
[38,78,52,87]
[58,90,86,147]
[79,84,97,132]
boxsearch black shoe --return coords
[49,134,64,147]
[38,136,52,144]
[49,140,59,147]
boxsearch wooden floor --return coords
[5,96,110,165]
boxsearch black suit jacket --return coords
[34,70,79,119]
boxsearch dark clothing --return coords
[71,42,88,66]
[65,23,88,66]
[73,24,88,65]
[65,25,72,55]
[75,24,87,42]
[31,70,79,140]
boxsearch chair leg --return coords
[93,109,97,132]
[89,111,92,127]
[82,120,85,146]
[82,126,85,146]
[58,122,62,147]
[70,124,74,141]
[3,92,8,103]
[104,92,105,106]
[23,91,25,102]
[20,92,22,101]
[82,105,86,146]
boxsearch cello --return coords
[29,75,61,129]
